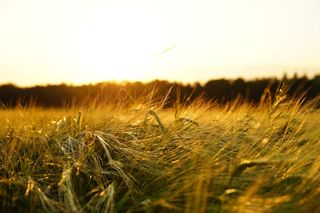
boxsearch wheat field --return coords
[0,92,320,212]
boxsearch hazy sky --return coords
[1,0,320,86]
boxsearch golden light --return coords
[1,0,320,86]
[69,6,173,82]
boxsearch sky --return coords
[1,0,320,86]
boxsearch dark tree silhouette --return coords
[0,74,320,108]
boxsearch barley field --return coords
[0,93,320,212]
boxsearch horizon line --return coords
[1,72,319,88]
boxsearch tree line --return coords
[1,74,320,107]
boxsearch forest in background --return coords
[1,73,320,107]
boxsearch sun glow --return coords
[1,0,320,85]
[69,6,173,82]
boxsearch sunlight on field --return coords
[0,94,320,212]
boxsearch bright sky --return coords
[1,0,320,86]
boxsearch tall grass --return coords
[0,93,320,212]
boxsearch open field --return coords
[0,95,320,212]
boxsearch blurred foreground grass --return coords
[0,95,320,212]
